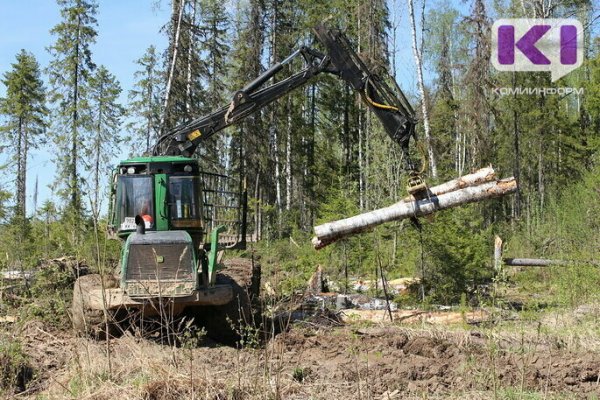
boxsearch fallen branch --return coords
[313,177,517,249]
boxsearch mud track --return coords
[13,320,600,399]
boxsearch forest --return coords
[0,0,599,397]
[0,0,599,301]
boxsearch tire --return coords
[71,274,120,340]
[193,257,261,345]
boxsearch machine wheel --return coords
[71,274,120,340]
[197,257,261,345]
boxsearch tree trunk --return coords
[313,175,517,249]
[93,81,104,221]
[494,235,503,273]
[71,15,82,215]
[503,258,567,267]
[512,72,521,218]
[185,0,197,116]
[285,94,292,211]
[407,0,437,178]
[268,0,282,224]
[16,117,25,218]
[161,0,185,130]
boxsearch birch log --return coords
[502,258,600,267]
[313,178,517,249]
[400,166,496,202]
[502,258,567,267]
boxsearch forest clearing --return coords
[1,0,600,399]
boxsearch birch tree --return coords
[161,0,205,131]
[407,0,438,178]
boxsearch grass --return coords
[1,301,598,399]
[2,237,599,399]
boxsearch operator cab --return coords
[110,156,204,237]
[108,155,247,250]
[114,173,156,231]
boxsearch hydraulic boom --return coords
[153,25,422,181]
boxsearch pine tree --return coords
[128,45,163,155]
[0,50,48,220]
[47,0,98,216]
[86,66,124,218]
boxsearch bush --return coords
[0,337,33,395]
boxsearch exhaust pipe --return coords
[135,215,145,234]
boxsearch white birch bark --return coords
[407,0,438,178]
[503,258,569,267]
[185,0,196,116]
[161,0,185,129]
[494,235,503,273]
[313,176,517,249]
[400,166,496,202]
[285,95,292,211]
[268,3,282,216]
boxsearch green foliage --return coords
[506,165,600,308]
[0,337,32,395]
[420,206,493,303]
[0,50,48,218]
[23,263,74,327]
[127,45,163,155]
[0,0,597,316]
[47,0,98,215]
[86,65,124,217]
[160,0,205,132]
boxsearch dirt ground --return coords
[9,315,600,399]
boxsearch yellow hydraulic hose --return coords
[363,77,400,112]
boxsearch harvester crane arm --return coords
[153,24,421,177]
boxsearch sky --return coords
[0,0,425,217]
[0,0,595,216]
[0,1,170,214]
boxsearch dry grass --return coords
[7,301,600,399]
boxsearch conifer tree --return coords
[228,0,267,238]
[0,50,48,220]
[47,0,98,216]
[87,66,124,218]
[197,0,231,170]
[128,45,163,155]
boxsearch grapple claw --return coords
[406,174,428,197]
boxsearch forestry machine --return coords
[71,24,422,341]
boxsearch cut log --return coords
[503,258,567,267]
[313,178,517,249]
[401,166,497,202]
[502,258,600,267]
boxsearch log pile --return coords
[313,167,517,249]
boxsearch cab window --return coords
[169,176,202,229]
[117,175,154,231]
